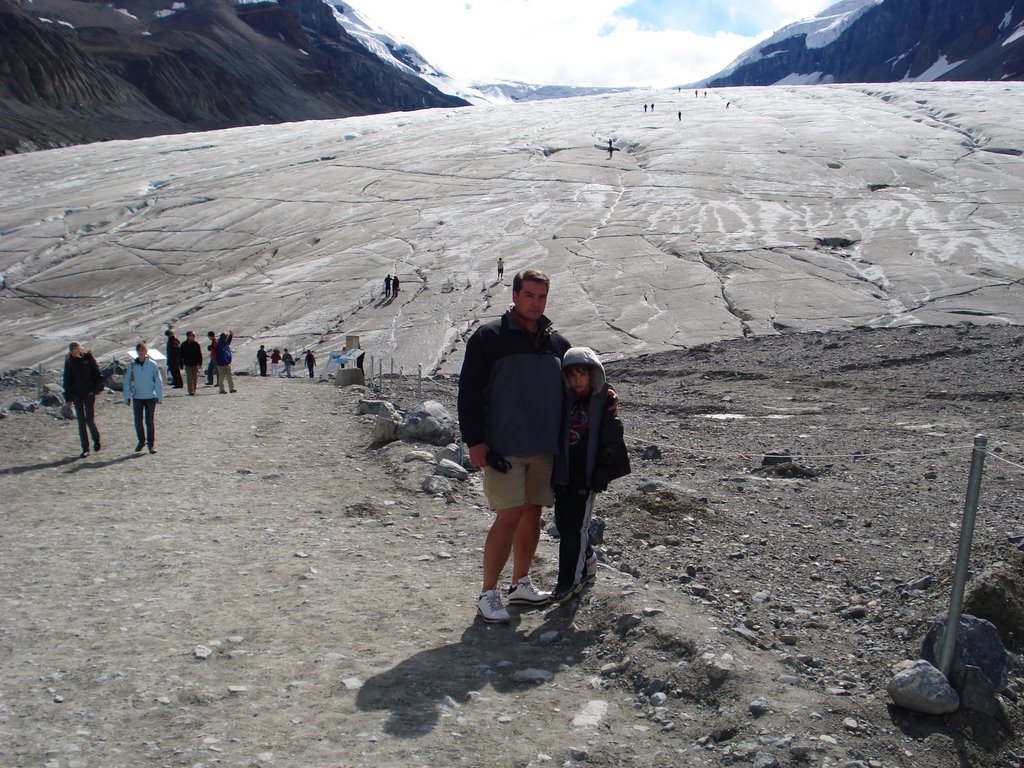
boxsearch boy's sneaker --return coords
[582,554,598,584]
[550,581,583,604]
[477,589,510,623]
[507,575,551,606]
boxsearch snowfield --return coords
[1,83,1022,372]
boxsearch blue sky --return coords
[351,0,837,87]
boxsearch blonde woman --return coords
[63,341,104,458]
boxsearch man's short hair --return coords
[513,268,550,293]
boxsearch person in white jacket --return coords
[123,342,164,454]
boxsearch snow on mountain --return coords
[329,2,495,105]
[711,0,884,82]
[331,2,635,105]
[698,0,1024,87]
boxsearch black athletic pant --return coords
[73,395,100,452]
[554,486,595,591]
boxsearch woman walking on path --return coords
[304,350,316,378]
[123,342,163,454]
[63,341,103,458]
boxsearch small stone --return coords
[649,692,668,706]
[342,677,363,690]
[753,753,780,768]
[227,686,248,694]
[615,614,642,635]
[193,645,213,660]
[843,717,859,732]
[567,746,590,761]
[749,696,770,716]
[642,607,664,617]
[819,734,838,746]
[513,668,553,684]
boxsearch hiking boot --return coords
[477,589,510,623]
[507,575,551,606]
[582,554,598,585]
[135,442,144,452]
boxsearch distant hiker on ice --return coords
[392,275,400,295]
[644,103,647,113]
[270,348,281,377]
[677,111,681,121]
[304,349,316,378]
[497,257,504,280]
[384,274,392,298]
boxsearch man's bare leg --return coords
[510,503,541,583]
[482,505,527,592]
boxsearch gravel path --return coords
[1,324,1022,768]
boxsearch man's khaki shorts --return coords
[482,454,554,511]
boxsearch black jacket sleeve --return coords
[457,328,492,447]
[591,409,630,492]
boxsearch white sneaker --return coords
[507,575,551,606]
[478,589,510,623]
[582,554,598,584]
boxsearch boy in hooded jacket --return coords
[551,347,630,602]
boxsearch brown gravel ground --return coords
[1,323,1022,768]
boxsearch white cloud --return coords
[348,0,834,87]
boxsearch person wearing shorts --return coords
[458,269,571,623]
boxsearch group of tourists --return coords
[64,327,239,457]
[65,268,630,625]
[383,273,401,298]
[458,268,631,622]
[256,346,316,378]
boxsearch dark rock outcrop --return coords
[702,0,1024,87]
[0,0,467,153]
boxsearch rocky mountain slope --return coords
[701,0,1024,87]
[0,0,467,153]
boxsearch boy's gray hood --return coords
[562,346,606,391]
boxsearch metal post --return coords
[937,434,988,678]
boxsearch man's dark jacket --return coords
[458,310,570,457]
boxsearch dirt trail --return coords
[2,326,1023,768]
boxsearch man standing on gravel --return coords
[458,268,570,623]
[124,342,163,454]
[179,331,203,396]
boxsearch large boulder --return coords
[335,368,365,388]
[397,401,453,446]
[887,660,960,715]
[920,614,1008,693]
